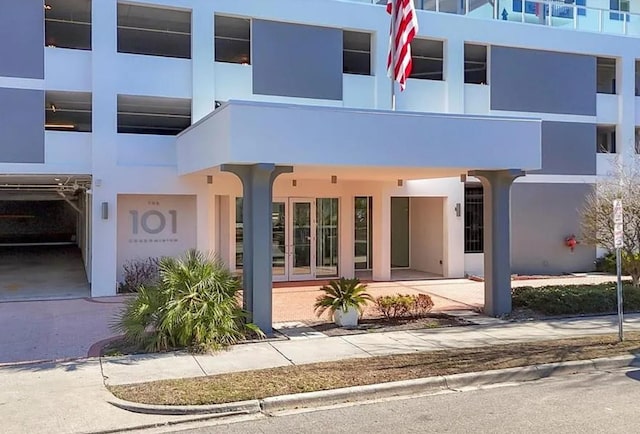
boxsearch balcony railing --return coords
[353,0,640,38]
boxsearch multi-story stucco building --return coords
[1,0,637,331]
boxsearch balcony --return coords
[357,0,640,38]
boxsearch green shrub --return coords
[512,283,640,316]
[595,252,618,274]
[594,252,639,279]
[117,257,161,293]
[413,294,435,316]
[112,249,262,352]
[375,293,434,319]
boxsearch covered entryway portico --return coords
[177,100,541,334]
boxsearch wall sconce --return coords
[397,179,403,187]
[455,203,461,217]
[292,179,297,187]
[331,175,337,184]
[101,202,109,220]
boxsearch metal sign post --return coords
[613,199,624,342]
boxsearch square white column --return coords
[617,56,636,160]
[372,188,391,281]
[192,4,216,122]
[90,0,118,297]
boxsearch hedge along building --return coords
[5,0,638,333]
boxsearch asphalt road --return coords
[153,368,640,434]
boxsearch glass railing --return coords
[353,0,640,38]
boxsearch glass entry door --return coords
[289,199,315,281]
[269,197,339,281]
[272,201,287,281]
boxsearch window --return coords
[635,127,640,154]
[343,31,371,75]
[117,4,191,59]
[597,57,617,94]
[45,91,92,132]
[464,44,487,85]
[236,197,243,271]
[512,0,586,18]
[597,126,617,153]
[215,15,250,64]
[410,38,444,81]
[354,196,373,270]
[316,198,339,277]
[464,185,484,254]
[45,0,92,50]
[117,95,191,135]
[610,0,630,21]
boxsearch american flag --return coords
[387,0,419,92]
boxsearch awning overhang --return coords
[176,100,542,178]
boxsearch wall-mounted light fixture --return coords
[331,175,337,184]
[455,203,461,217]
[292,179,297,187]
[397,179,403,187]
[101,202,109,220]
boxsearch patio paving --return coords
[272,279,482,324]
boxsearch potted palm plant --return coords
[313,277,373,327]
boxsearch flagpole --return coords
[390,0,396,111]
[391,80,396,111]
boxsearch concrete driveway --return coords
[0,296,124,365]
[0,245,90,302]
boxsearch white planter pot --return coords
[333,306,359,327]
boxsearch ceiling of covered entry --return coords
[0,175,91,201]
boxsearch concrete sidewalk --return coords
[2,312,639,434]
[101,312,640,385]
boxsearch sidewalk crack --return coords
[338,336,374,357]
[192,354,207,377]
[268,343,296,366]
[98,356,109,387]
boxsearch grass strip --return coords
[108,333,640,406]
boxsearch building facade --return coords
[1,0,638,329]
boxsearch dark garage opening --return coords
[0,176,92,301]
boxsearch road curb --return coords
[259,376,447,413]
[107,354,640,416]
[107,396,261,416]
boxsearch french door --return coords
[271,198,339,282]
[288,198,315,281]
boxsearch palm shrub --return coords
[112,249,263,352]
[314,277,373,319]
